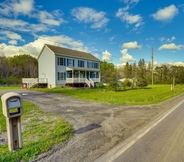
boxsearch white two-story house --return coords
[38,44,100,88]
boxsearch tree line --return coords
[100,59,184,86]
[1,53,184,86]
[0,54,38,84]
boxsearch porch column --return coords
[79,71,80,83]
[99,72,101,82]
[72,70,74,83]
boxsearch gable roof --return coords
[43,44,100,61]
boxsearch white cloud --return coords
[116,8,143,30]
[8,40,17,45]
[123,0,139,4]
[13,0,34,16]
[0,1,66,33]
[71,7,109,29]
[38,10,66,26]
[109,36,116,42]
[3,31,22,40]
[0,0,34,17]
[146,37,154,41]
[151,5,178,22]
[167,36,176,42]
[93,53,99,59]
[167,61,184,67]
[1,35,91,57]
[102,50,112,61]
[122,41,141,49]
[120,49,135,62]
[0,18,28,29]
[173,62,184,66]
[158,43,183,51]
[30,24,49,32]
[159,37,166,42]
[159,36,176,43]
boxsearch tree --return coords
[0,54,9,78]
[100,61,116,82]
[109,81,119,91]
[136,59,148,87]
[137,78,148,88]
[8,54,38,78]
[0,54,38,85]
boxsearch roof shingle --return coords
[45,44,99,61]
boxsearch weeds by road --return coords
[0,100,73,162]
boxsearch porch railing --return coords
[66,78,100,83]
[89,78,94,87]
[22,78,48,88]
[85,78,91,87]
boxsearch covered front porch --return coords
[66,67,100,87]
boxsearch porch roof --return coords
[66,66,99,72]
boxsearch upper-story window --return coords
[87,62,92,68]
[59,57,64,65]
[94,62,99,69]
[67,58,74,66]
[58,57,66,66]
[78,60,84,67]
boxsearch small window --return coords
[60,58,64,66]
[78,60,84,67]
[87,62,92,68]
[94,62,99,69]
[58,57,65,66]
[67,59,73,66]
[58,72,66,80]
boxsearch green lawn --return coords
[0,86,21,90]
[0,101,73,162]
[1,84,184,161]
[36,84,184,105]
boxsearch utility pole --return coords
[151,48,154,88]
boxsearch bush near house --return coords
[96,82,105,88]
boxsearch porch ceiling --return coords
[66,66,100,72]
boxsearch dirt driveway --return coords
[1,90,184,162]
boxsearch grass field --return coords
[36,84,184,105]
[1,84,184,161]
[0,86,21,90]
[0,100,73,162]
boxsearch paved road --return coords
[1,90,184,162]
[112,101,184,162]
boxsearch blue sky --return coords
[0,0,184,66]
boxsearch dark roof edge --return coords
[45,44,100,61]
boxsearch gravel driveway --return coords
[1,90,184,162]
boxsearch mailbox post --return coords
[1,92,23,151]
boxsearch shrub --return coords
[109,81,119,91]
[137,78,148,88]
[123,79,132,90]
[97,82,104,88]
